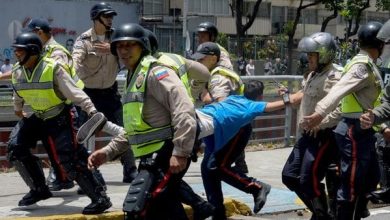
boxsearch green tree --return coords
[340,0,370,40]
[321,0,344,31]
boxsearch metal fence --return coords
[0,75,303,162]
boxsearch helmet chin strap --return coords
[19,53,31,66]
[97,17,111,32]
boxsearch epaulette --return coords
[80,33,91,40]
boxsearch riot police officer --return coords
[146,29,215,220]
[281,32,342,220]
[7,32,111,214]
[197,21,234,71]
[306,21,385,219]
[72,2,137,183]
[88,23,197,219]
[361,19,390,203]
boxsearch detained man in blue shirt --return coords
[197,80,299,219]
[79,80,299,218]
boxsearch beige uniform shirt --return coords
[208,67,241,101]
[299,64,341,131]
[13,62,96,115]
[72,28,119,89]
[185,59,210,101]
[102,63,197,160]
[315,53,381,118]
[44,37,72,67]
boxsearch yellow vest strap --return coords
[13,81,53,90]
[122,92,144,104]
[127,126,173,145]
[35,103,65,120]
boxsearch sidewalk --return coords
[0,148,304,219]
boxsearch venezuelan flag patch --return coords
[155,69,169,80]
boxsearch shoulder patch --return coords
[153,67,169,80]
[353,64,367,79]
[328,72,335,79]
[73,40,84,49]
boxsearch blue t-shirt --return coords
[200,95,267,152]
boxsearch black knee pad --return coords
[123,169,155,219]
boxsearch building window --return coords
[188,0,229,16]
[143,0,164,16]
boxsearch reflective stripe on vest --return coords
[122,55,173,157]
[44,44,84,89]
[341,54,383,115]
[12,58,66,119]
[157,53,194,102]
[211,66,245,95]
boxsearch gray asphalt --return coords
[0,147,389,219]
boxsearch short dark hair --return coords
[244,80,264,100]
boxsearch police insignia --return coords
[353,65,367,79]
[73,40,84,49]
[135,73,145,89]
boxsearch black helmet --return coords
[90,2,117,20]
[197,21,218,42]
[13,32,42,55]
[298,32,337,64]
[12,32,42,65]
[110,23,149,56]
[358,21,384,49]
[145,29,158,55]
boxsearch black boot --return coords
[355,196,370,219]
[311,195,331,220]
[75,170,112,214]
[47,166,74,191]
[13,156,53,206]
[19,186,52,206]
[179,181,215,220]
[336,201,354,220]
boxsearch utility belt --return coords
[34,103,66,120]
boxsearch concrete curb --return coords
[9,198,250,220]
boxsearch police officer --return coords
[361,19,390,203]
[305,21,385,219]
[88,23,197,219]
[7,32,111,214]
[281,32,342,220]
[197,22,233,72]
[145,29,214,220]
[147,29,210,106]
[192,42,271,219]
[25,17,85,191]
[197,21,249,174]
[72,2,137,183]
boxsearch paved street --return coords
[0,147,389,220]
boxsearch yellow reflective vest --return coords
[12,58,67,120]
[156,52,193,102]
[44,43,84,89]
[122,55,173,157]
[341,54,383,114]
[211,66,245,95]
